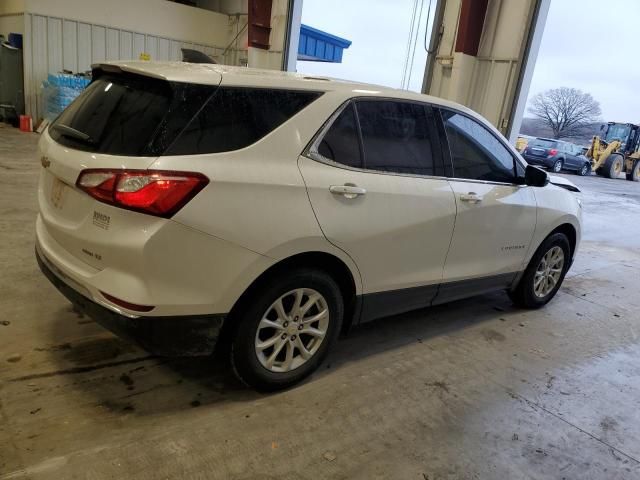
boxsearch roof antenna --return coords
[181,48,216,64]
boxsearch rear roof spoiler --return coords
[92,63,169,81]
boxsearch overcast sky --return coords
[297,0,640,123]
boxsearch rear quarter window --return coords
[165,88,322,155]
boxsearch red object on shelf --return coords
[19,115,33,132]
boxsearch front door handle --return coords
[329,184,367,199]
[459,192,482,203]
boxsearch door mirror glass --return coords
[525,165,549,187]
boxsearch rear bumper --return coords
[37,247,225,356]
[523,155,554,168]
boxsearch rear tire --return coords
[509,233,571,309]
[603,154,624,179]
[230,268,343,391]
[552,159,563,173]
[626,160,640,181]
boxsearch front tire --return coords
[230,268,343,391]
[603,154,624,179]
[509,233,571,309]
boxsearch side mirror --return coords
[525,165,549,187]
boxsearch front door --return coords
[436,109,537,302]
[299,100,457,321]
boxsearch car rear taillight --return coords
[548,149,558,156]
[77,169,208,217]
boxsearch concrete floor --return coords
[2,124,640,480]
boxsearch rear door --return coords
[299,99,457,321]
[436,109,537,302]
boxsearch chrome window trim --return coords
[445,177,526,188]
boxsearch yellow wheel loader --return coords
[585,122,640,181]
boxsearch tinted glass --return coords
[356,100,436,175]
[167,88,321,155]
[50,75,172,155]
[442,110,515,183]
[530,138,558,148]
[317,103,362,168]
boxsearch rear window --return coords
[49,75,321,156]
[49,75,172,156]
[529,138,557,148]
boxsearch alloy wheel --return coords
[254,288,329,373]
[553,161,562,173]
[533,246,565,298]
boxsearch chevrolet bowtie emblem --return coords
[40,156,50,168]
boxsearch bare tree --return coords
[528,87,602,139]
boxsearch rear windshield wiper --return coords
[50,124,96,145]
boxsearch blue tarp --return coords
[298,24,352,63]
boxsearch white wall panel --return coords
[23,14,34,118]
[106,28,119,60]
[133,33,145,59]
[47,17,62,73]
[23,13,221,120]
[31,15,47,120]
[145,35,157,59]
[62,20,77,72]
[119,31,133,60]
[170,40,182,61]
[77,23,91,72]
[158,38,169,61]
[91,25,105,62]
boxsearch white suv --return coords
[36,62,582,390]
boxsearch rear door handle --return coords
[329,184,367,199]
[459,192,482,203]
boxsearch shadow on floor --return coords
[29,289,518,416]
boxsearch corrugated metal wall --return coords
[23,13,224,121]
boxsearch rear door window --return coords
[355,100,438,176]
[49,75,173,156]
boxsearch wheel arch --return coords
[549,223,577,260]
[225,251,360,337]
